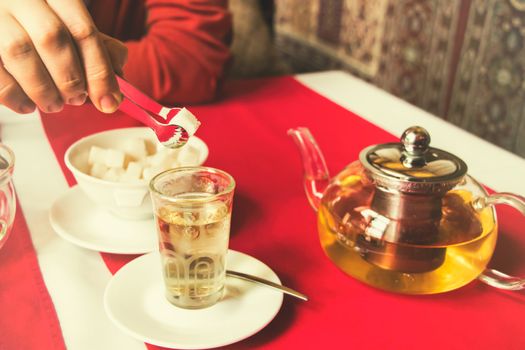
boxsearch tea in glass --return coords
[150,167,235,309]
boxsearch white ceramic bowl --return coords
[65,127,208,220]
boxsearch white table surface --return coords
[1,70,524,350]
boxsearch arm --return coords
[123,0,232,105]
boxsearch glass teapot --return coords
[289,126,525,294]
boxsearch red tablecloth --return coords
[3,76,525,349]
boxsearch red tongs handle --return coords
[116,76,180,122]
[115,76,200,148]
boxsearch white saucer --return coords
[104,250,284,349]
[49,186,157,254]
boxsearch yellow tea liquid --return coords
[155,193,230,308]
[318,184,497,294]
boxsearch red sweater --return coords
[87,0,232,105]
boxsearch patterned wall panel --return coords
[275,0,461,119]
[275,0,525,157]
[275,0,330,72]
[374,1,461,116]
[448,0,525,155]
[276,0,389,76]
[275,0,320,40]
[339,0,388,77]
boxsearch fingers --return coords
[99,33,128,76]
[0,13,63,112]
[47,0,121,113]
[0,60,35,114]
[10,2,87,107]
[0,1,123,114]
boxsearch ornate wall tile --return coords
[275,0,388,77]
[421,1,463,116]
[339,0,388,76]
[449,0,525,155]
[274,0,525,157]
[317,0,344,45]
[274,0,329,72]
[275,0,320,40]
[373,0,461,117]
[274,34,345,73]
[275,0,459,116]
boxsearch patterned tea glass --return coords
[149,167,235,309]
[0,144,16,250]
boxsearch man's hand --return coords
[0,0,127,114]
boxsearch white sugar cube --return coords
[141,156,152,169]
[149,150,167,167]
[104,149,125,168]
[120,161,143,182]
[102,167,124,182]
[127,161,143,178]
[89,163,108,179]
[170,108,200,137]
[142,166,164,182]
[151,149,176,170]
[167,148,181,158]
[178,145,200,166]
[123,138,148,161]
[88,146,107,165]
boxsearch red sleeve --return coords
[122,0,231,105]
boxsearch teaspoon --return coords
[226,270,308,301]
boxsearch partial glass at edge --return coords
[0,144,16,250]
[149,167,235,309]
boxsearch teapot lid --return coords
[359,126,468,194]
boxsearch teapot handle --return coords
[473,193,525,290]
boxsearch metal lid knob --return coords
[359,125,468,195]
[401,126,431,168]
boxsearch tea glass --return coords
[149,167,235,309]
[0,144,16,250]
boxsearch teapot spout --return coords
[288,127,330,211]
